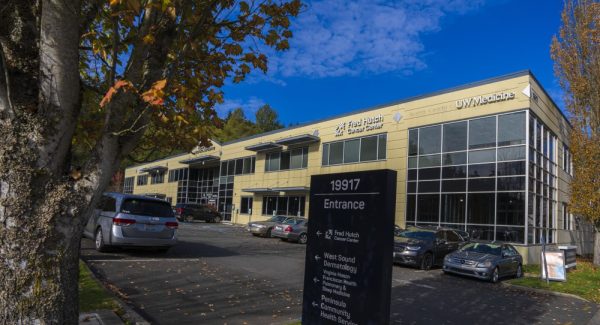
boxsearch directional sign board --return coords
[302,170,397,325]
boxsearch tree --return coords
[551,0,600,264]
[0,0,301,323]
[215,108,259,142]
[255,103,283,132]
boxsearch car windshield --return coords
[396,229,436,240]
[121,199,174,218]
[283,218,304,225]
[268,216,286,222]
[460,243,502,255]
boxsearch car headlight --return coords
[444,255,451,261]
[405,246,421,251]
[477,261,492,268]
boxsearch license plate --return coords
[144,224,160,231]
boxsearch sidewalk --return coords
[79,311,124,325]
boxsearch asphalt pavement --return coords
[80,222,599,325]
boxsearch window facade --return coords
[177,167,219,205]
[262,196,306,216]
[137,174,148,186]
[240,197,253,214]
[322,133,387,166]
[528,114,558,244]
[265,147,308,171]
[563,145,572,176]
[150,172,164,184]
[123,177,134,194]
[407,111,529,243]
[168,168,189,182]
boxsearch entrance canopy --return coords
[179,155,220,166]
[274,134,320,146]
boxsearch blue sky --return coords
[216,0,565,125]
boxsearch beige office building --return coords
[124,71,593,263]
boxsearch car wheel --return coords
[185,215,194,222]
[212,216,221,223]
[95,228,108,252]
[420,253,433,270]
[265,228,272,238]
[515,264,523,278]
[490,267,500,283]
[298,233,308,244]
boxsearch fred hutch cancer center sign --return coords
[302,170,396,325]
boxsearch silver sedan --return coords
[271,218,308,244]
[247,215,290,237]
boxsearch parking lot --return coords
[81,223,598,325]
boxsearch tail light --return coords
[113,218,136,227]
[175,208,183,215]
[284,225,293,232]
[165,221,179,230]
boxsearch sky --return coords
[216,0,566,125]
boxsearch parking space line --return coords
[87,258,203,263]
[393,279,436,289]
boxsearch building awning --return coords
[179,155,220,165]
[274,134,320,146]
[241,187,275,193]
[244,142,283,152]
[271,186,310,192]
[139,166,168,173]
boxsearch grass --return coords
[79,261,123,314]
[508,258,600,303]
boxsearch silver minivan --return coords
[83,193,178,252]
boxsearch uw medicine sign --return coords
[302,170,396,324]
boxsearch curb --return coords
[81,259,151,325]
[501,281,589,302]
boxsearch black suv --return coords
[393,226,468,270]
[174,203,222,223]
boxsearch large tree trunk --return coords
[594,232,600,266]
[0,1,176,323]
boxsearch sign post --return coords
[302,170,397,325]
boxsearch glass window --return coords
[468,178,495,192]
[407,169,418,181]
[378,134,387,160]
[266,153,280,171]
[443,121,468,152]
[409,129,419,156]
[469,116,496,149]
[497,161,525,176]
[408,157,418,169]
[235,158,244,175]
[121,199,173,218]
[344,139,360,163]
[227,160,235,175]
[497,176,526,191]
[243,157,252,174]
[406,194,416,222]
[468,225,494,241]
[290,148,303,169]
[441,194,466,224]
[498,112,526,146]
[468,149,496,163]
[468,163,495,178]
[276,197,288,215]
[302,147,308,168]
[418,168,440,180]
[443,152,467,165]
[407,182,417,193]
[360,136,378,161]
[417,194,439,222]
[240,197,253,214]
[329,142,344,165]
[467,193,495,224]
[497,146,526,161]
[322,143,329,165]
[280,151,290,170]
[418,181,440,193]
[442,179,466,192]
[100,196,117,212]
[442,165,466,179]
[419,125,441,155]
[419,154,441,167]
[496,227,524,243]
[496,192,525,225]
